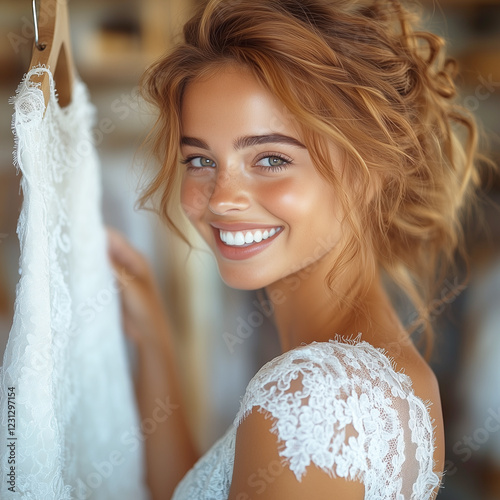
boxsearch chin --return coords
[217,266,273,291]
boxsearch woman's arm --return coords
[106,228,198,499]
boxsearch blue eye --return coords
[255,155,291,171]
[180,156,216,168]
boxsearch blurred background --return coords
[0,0,499,498]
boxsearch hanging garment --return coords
[0,66,149,500]
[173,338,442,499]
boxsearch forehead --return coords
[180,65,299,139]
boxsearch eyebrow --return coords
[180,133,306,151]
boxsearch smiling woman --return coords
[105,0,487,499]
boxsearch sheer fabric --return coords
[173,338,441,499]
[0,67,149,499]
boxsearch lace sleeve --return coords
[234,339,441,499]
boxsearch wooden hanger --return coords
[29,0,76,111]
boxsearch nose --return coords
[208,168,250,215]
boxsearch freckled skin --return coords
[180,66,343,290]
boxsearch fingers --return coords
[105,226,151,279]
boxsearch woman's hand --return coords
[105,226,170,350]
[106,227,198,498]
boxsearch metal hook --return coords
[32,0,46,50]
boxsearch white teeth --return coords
[219,227,281,246]
[226,232,235,245]
[234,232,245,246]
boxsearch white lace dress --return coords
[0,67,149,499]
[173,338,441,500]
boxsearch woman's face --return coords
[180,65,343,290]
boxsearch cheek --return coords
[260,176,342,258]
[180,176,211,221]
[258,177,331,222]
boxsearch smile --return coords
[219,227,282,246]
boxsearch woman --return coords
[107,0,483,498]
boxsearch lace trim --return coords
[235,337,442,499]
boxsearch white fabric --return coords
[173,337,441,499]
[0,67,149,499]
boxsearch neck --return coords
[265,253,405,353]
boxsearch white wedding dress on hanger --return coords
[0,67,149,499]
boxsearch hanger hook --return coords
[32,0,46,51]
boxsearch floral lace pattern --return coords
[0,67,149,499]
[173,338,441,499]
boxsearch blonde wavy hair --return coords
[139,0,486,356]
